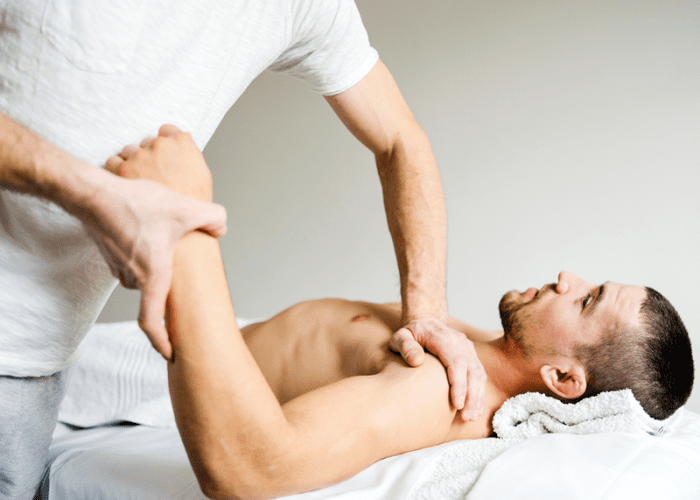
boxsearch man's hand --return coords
[390,318,486,421]
[96,125,226,360]
[106,125,213,203]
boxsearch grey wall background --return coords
[99,1,700,412]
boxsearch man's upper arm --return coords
[275,356,456,491]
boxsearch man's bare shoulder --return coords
[323,355,496,460]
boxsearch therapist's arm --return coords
[0,112,227,359]
[325,60,486,420]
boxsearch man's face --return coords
[499,271,647,357]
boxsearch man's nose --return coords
[556,270,579,294]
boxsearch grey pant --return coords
[0,371,68,500]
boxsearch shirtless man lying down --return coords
[107,128,694,500]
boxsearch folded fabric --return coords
[493,389,671,439]
[58,321,174,428]
[59,318,262,428]
[408,389,678,500]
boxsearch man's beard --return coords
[498,292,528,347]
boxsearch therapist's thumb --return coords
[390,327,426,367]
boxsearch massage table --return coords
[42,321,700,499]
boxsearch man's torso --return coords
[242,299,507,440]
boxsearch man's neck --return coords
[472,337,547,400]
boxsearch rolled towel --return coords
[493,389,670,439]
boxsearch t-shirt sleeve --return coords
[268,0,379,96]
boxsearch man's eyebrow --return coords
[587,282,609,315]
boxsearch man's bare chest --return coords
[242,299,402,403]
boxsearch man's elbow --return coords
[196,456,298,500]
[201,477,301,500]
[199,475,271,500]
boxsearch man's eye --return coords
[582,294,592,309]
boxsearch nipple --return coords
[351,314,369,323]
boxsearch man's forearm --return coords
[165,232,293,498]
[325,60,482,416]
[322,60,448,324]
[376,128,448,323]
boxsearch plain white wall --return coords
[99,1,700,412]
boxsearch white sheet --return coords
[46,409,700,500]
[46,423,452,500]
[468,407,700,500]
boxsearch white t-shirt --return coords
[0,0,378,377]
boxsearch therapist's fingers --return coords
[120,144,140,160]
[158,124,184,137]
[399,318,487,420]
[105,155,125,174]
[460,361,487,421]
[137,259,174,362]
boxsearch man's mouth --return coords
[532,283,556,301]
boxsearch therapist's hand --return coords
[390,317,486,421]
[101,125,226,360]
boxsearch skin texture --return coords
[0,113,227,360]
[108,130,647,499]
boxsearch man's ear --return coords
[539,359,587,400]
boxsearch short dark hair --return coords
[574,287,694,420]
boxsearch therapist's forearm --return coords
[377,130,448,323]
[0,110,107,217]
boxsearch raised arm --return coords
[109,128,485,498]
[167,232,467,498]
[325,60,486,420]
[0,113,227,359]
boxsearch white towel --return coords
[493,389,669,439]
[58,321,175,428]
[408,389,674,500]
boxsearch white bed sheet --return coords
[467,407,700,500]
[45,423,452,500]
[45,408,700,500]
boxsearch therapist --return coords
[0,1,485,498]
